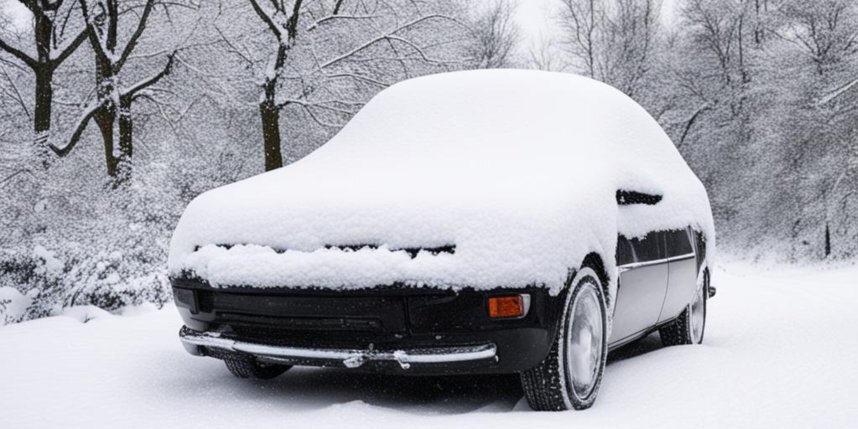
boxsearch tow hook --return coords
[708,285,717,298]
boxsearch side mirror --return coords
[616,190,662,206]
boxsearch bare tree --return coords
[768,0,858,257]
[556,0,662,98]
[527,34,570,72]
[652,0,858,259]
[0,0,88,163]
[774,0,858,76]
[48,0,177,182]
[657,0,765,153]
[225,0,466,171]
[465,0,521,69]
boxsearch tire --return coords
[660,269,708,346]
[520,267,609,411]
[224,355,291,380]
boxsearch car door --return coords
[610,231,669,345]
[657,228,698,323]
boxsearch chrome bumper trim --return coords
[180,330,497,369]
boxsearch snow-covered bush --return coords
[0,286,32,325]
[0,156,186,320]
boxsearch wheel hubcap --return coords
[690,283,705,343]
[567,283,604,401]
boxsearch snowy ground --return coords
[1,262,856,428]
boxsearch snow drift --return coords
[168,70,714,297]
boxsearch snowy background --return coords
[1,0,856,321]
[0,0,856,426]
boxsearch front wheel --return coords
[520,267,609,411]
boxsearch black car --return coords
[169,70,716,411]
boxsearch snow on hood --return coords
[168,70,714,295]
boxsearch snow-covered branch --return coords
[247,0,285,38]
[51,28,89,70]
[48,101,102,157]
[818,76,858,106]
[306,14,377,31]
[319,14,462,70]
[114,0,157,72]
[124,51,177,97]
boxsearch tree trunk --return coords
[94,40,119,180]
[33,67,53,136]
[33,9,54,167]
[117,96,133,183]
[95,108,118,178]
[259,44,287,171]
[260,98,283,171]
[32,66,53,166]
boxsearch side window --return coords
[664,229,693,257]
[616,236,635,266]
[628,231,665,263]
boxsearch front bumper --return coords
[180,327,497,370]
[172,278,563,374]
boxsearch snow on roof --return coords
[168,70,714,296]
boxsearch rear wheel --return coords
[520,267,608,411]
[660,269,708,346]
[224,355,291,379]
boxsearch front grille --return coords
[204,292,409,333]
[218,312,383,331]
[226,325,404,349]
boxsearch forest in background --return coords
[0,0,855,323]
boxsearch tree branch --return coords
[0,38,38,70]
[286,0,304,40]
[123,51,176,97]
[324,72,391,87]
[248,0,283,38]
[307,14,377,31]
[0,169,36,188]
[295,102,344,128]
[319,14,460,70]
[0,65,31,119]
[49,102,101,157]
[19,0,48,20]
[678,104,710,146]
[214,25,254,67]
[51,28,89,70]
[114,0,156,72]
[79,0,114,65]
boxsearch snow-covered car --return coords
[168,70,715,411]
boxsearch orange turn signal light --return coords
[488,295,526,319]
